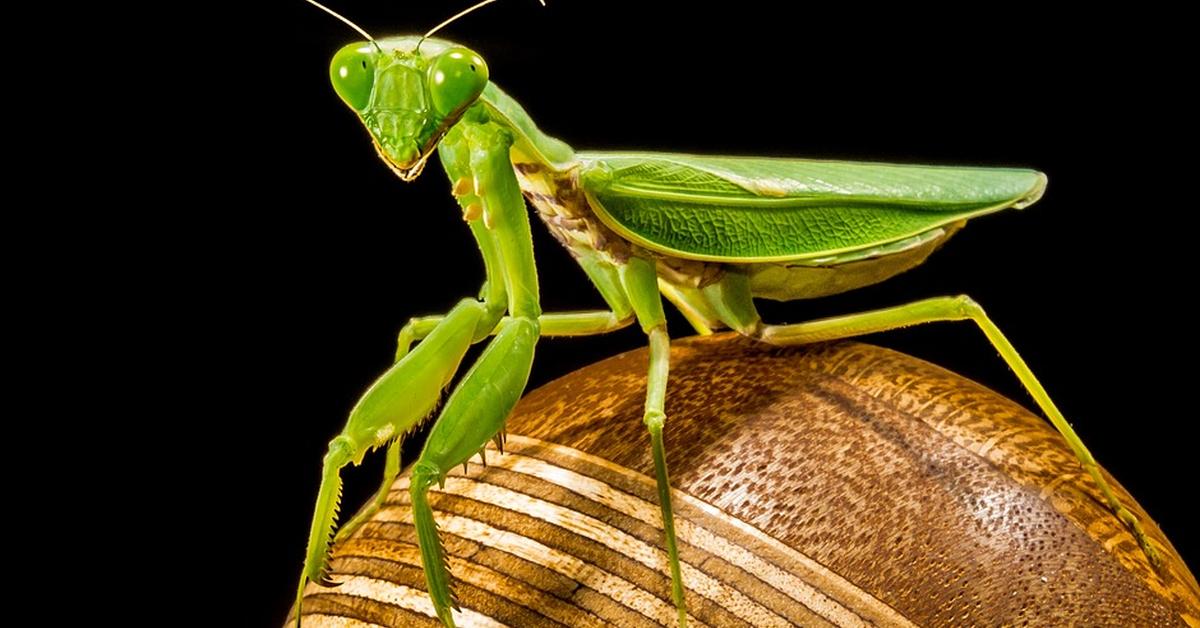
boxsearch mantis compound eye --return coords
[329,43,376,111]
[427,47,489,118]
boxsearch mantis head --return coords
[329,39,489,181]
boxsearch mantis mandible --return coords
[295,2,1162,626]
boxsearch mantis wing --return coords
[577,152,1046,263]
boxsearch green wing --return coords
[577,152,1047,262]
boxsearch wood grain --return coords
[291,334,1198,627]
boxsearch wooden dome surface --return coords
[293,334,1198,627]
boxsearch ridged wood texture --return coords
[292,334,1197,627]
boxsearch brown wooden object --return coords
[293,334,1198,627]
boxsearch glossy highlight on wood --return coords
[292,335,1198,626]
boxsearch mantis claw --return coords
[316,572,342,588]
[1116,507,1163,569]
[1080,461,1163,569]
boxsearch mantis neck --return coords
[479,83,577,172]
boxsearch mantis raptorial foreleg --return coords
[347,130,640,595]
[622,256,690,627]
[403,122,550,627]
[702,272,1163,567]
[339,308,636,541]
[337,204,509,542]
[298,297,487,605]
[411,315,540,626]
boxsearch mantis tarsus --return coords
[294,3,1164,626]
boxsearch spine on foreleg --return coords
[421,317,539,467]
[295,437,355,627]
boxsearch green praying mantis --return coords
[295,2,1163,626]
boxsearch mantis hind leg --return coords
[701,271,1163,568]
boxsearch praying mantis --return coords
[293,2,1165,626]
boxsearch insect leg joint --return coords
[951,294,985,318]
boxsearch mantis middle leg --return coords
[393,243,635,359]
[701,270,1162,567]
[622,255,690,627]
[396,309,633,359]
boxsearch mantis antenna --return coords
[418,0,547,51]
[303,0,384,53]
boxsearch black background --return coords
[223,2,1194,622]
